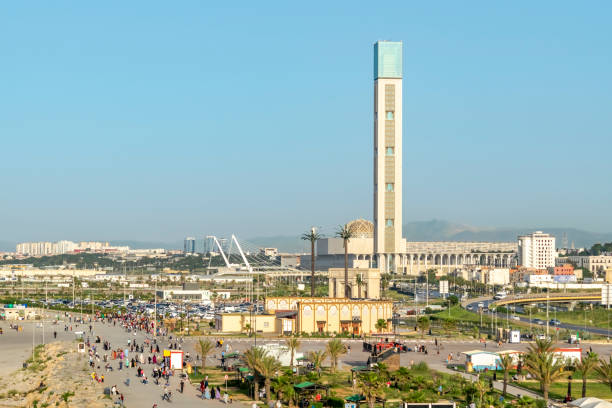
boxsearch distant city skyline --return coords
[1,2,611,241]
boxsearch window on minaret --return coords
[386,183,394,192]
[386,147,394,155]
[386,219,394,227]
[386,111,394,120]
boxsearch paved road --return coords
[465,298,612,338]
[4,313,612,406]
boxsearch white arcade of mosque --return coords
[303,219,517,275]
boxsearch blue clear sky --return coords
[1,1,611,242]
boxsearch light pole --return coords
[546,292,550,338]
[154,278,157,338]
[426,269,429,307]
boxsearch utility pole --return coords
[154,278,157,338]
[607,284,610,340]
[426,269,429,307]
[546,291,550,337]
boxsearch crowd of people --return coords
[79,311,192,406]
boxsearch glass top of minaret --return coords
[373,41,402,79]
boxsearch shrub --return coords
[412,361,429,373]
[324,396,344,408]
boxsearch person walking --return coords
[180,379,184,393]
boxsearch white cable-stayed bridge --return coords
[204,235,327,279]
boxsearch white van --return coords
[493,292,507,300]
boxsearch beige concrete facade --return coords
[327,268,380,299]
[302,236,517,276]
[374,76,405,273]
[373,41,405,274]
[214,313,276,334]
[565,255,612,275]
[265,296,392,335]
[297,298,393,335]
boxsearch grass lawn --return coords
[529,308,612,330]
[518,380,612,400]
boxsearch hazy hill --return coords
[2,220,611,253]
[401,220,612,249]
[247,220,612,252]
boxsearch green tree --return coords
[472,325,480,340]
[195,339,214,369]
[575,352,599,397]
[325,339,347,373]
[357,372,385,408]
[595,355,612,391]
[375,318,387,333]
[285,336,300,372]
[441,319,456,337]
[417,316,430,338]
[380,273,391,298]
[523,338,564,403]
[301,228,322,297]
[274,375,299,408]
[308,350,327,378]
[448,295,459,306]
[356,273,364,298]
[257,355,282,403]
[474,377,488,408]
[244,346,267,401]
[336,224,354,298]
[498,354,513,396]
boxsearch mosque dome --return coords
[346,218,374,238]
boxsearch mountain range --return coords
[2,220,611,253]
[249,220,612,253]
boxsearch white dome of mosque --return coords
[346,219,374,238]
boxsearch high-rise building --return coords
[518,231,556,268]
[184,237,196,254]
[373,41,405,272]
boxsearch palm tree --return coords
[474,377,488,408]
[274,375,299,408]
[326,339,347,373]
[195,339,214,369]
[380,273,391,298]
[595,355,612,391]
[417,316,430,338]
[575,352,599,397]
[308,350,327,378]
[529,337,554,354]
[257,355,282,403]
[336,224,354,298]
[498,354,513,396]
[285,336,300,372]
[357,372,385,408]
[375,318,387,333]
[244,346,267,401]
[441,319,456,337]
[301,227,322,297]
[523,340,564,403]
[356,273,364,298]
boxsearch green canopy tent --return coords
[293,381,330,403]
[345,394,387,408]
[350,365,372,382]
[222,352,241,371]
